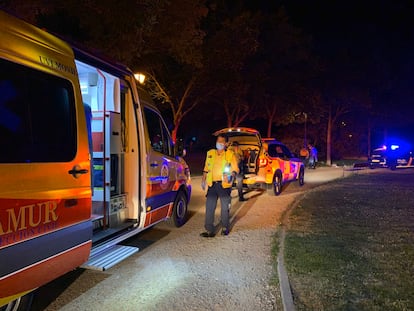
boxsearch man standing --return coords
[308,143,318,169]
[200,134,239,237]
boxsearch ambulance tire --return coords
[298,167,305,186]
[268,171,283,196]
[171,191,188,227]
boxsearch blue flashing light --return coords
[391,145,400,150]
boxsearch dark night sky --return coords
[282,0,414,108]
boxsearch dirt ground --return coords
[32,166,357,311]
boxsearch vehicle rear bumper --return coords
[243,174,268,189]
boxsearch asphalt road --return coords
[29,165,382,310]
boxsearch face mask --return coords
[216,142,225,150]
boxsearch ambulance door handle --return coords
[68,165,89,178]
[150,162,159,167]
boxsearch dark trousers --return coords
[236,174,244,199]
[205,182,231,232]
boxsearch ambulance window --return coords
[268,144,285,158]
[144,107,173,156]
[281,145,293,158]
[0,58,76,163]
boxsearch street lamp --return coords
[134,72,146,84]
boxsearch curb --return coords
[277,227,296,311]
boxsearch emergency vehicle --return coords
[214,128,304,195]
[0,10,191,310]
[260,138,305,195]
[370,144,413,170]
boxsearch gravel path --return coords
[38,167,352,311]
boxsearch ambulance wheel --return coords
[171,191,188,227]
[298,167,305,186]
[268,172,283,196]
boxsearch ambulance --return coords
[0,10,191,310]
[214,128,304,195]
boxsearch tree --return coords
[317,68,372,165]
[200,6,260,127]
[131,0,208,142]
[1,0,209,143]
[142,70,200,143]
[246,7,315,137]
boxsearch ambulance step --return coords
[81,244,139,271]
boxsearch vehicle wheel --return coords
[298,167,305,186]
[171,191,188,227]
[268,172,283,196]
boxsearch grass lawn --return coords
[280,171,414,310]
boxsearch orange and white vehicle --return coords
[213,128,304,195]
[0,10,190,310]
[260,138,305,195]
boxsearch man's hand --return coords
[201,179,206,191]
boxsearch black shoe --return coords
[239,197,247,202]
[200,231,215,238]
[221,228,229,236]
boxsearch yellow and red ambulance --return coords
[0,10,191,309]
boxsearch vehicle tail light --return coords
[259,158,268,167]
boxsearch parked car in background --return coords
[212,128,304,195]
[369,146,388,168]
[386,145,413,170]
[370,144,413,170]
[261,138,305,195]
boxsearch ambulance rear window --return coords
[0,58,77,163]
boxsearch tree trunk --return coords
[171,126,178,144]
[266,104,276,137]
[326,106,332,166]
[267,119,272,138]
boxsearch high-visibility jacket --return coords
[203,149,239,188]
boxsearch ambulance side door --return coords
[274,144,290,181]
[143,107,177,219]
[280,144,297,181]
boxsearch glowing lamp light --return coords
[391,145,400,150]
[134,73,146,84]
